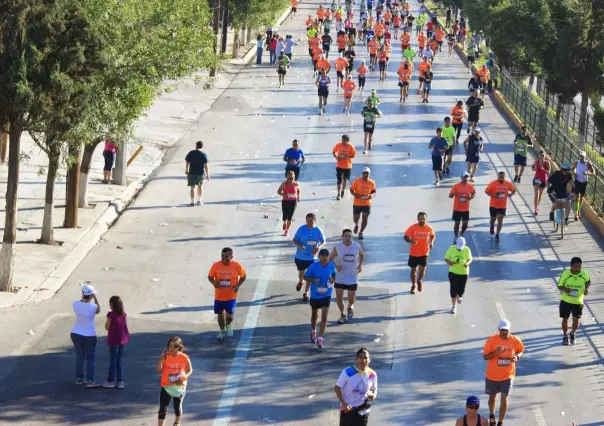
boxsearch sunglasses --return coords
[467,405,479,410]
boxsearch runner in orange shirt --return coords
[208,247,247,340]
[434,27,446,52]
[332,134,357,199]
[383,10,392,28]
[400,29,411,50]
[357,60,368,95]
[483,320,525,426]
[311,45,323,74]
[404,212,435,294]
[374,21,385,41]
[416,57,431,94]
[336,31,349,54]
[291,0,298,18]
[477,64,490,98]
[397,61,412,102]
[485,171,517,242]
[383,40,392,75]
[417,31,427,52]
[449,172,476,240]
[349,167,377,240]
[393,15,403,39]
[368,38,379,71]
[317,53,331,74]
[451,100,466,143]
[334,53,349,91]
[317,6,326,24]
[429,37,439,59]
[377,47,388,82]
[342,74,357,115]
[306,15,315,30]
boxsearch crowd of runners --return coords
[66,0,596,425]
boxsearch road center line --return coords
[532,406,548,426]
[495,302,506,320]
[213,112,318,425]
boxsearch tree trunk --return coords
[232,25,240,58]
[0,124,23,292]
[221,1,229,54]
[579,91,590,141]
[0,132,7,164]
[64,143,82,228]
[246,27,252,44]
[78,140,101,208]
[564,103,571,134]
[39,149,60,245]
[209,0,221,77]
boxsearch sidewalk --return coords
[0,8,292,309]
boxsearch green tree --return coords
[0,0,103,290]
[72,0,218,212]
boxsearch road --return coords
[0,0,603,425]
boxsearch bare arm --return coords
[277,182,286,196]
[185,161,190,174]
[204,163,210,180]
[328,246,338,262]
[334,385,352,412]
[92,295,100,314]
[358,246,365,267]
[105,317,111,331]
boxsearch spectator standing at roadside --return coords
[70,283,101,388]
[487,59,500,93]
[102,139,118,184]
[102,295,130,389]
[185,141,210,206]
[256,34,264,65]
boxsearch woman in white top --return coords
[71,283,101,387]
[329,229,364,324]
[572,151,595,221]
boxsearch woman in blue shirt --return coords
[293,213,326,302]
[304,249,337,348]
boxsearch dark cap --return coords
[466,396,480,406]
[318,248,329,256]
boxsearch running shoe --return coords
[347,308,354,319]
[337,194,341,200]
[518,177,522,183]
[197,200,203,205]
[217,331,224,341]
[495,234,500,243]
[86,381,101,388]
[353,224,359,234]
[76,378,85,385]
[562,335,569,346]
[101,381,116,388]
[549,211,555,221]
[410,284,416,294]
[341,190,345,198]
[569,332,576,345]
[189,201,194,206]
[489,224,495,235]
[457,296,463,304]
[303,293,309,302]
[296,282,303,291]
[450,305,457,314]
[338,314,346,324]
[226,325,234,337]
[284,229,289,236]
[363,149,368,154]
[358,233,364,240]
[310,331,317,343]
[417,281,423,292]
[317,337,324,349]
[469,176,475,182]
[116,381,125,389]
[513,175,518,182]
[489,415,496,426]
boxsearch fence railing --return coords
[500,71,604,217]
[534,79,601,155]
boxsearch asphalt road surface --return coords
[0,0,603,425]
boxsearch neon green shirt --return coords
[403,48,415,62]
[307,28,318,39]
[442,126,456,147]
[445,246,472,275]
[558,269,591,305]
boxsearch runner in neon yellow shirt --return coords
[444,237,472,314]
[442,117,457,175]
[558,257,591,345]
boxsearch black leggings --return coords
[449,272,468,298]
[103,150,115,171]
[158,387,185,420]
[452,123,463,142]
[282,200,297,221]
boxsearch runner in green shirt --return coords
[416,13,427,36]
[277,53,290,88]
[444,237,473,314]
[442,117,457,175]
[365,89,381,108]
[403,46,415,62]
[512,125,533,183]
[558,257,591,345]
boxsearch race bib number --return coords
[361,195,369,200]
[306,240,317,246]
[317,287,328,294]
[459,197,468,202]
[365,122,374,129]
[286,193,297,199]
[496,192,505,199]
[220,280,231,287]
[497,359,511,366]
[169,373,183,382]
[569,290,579,297]
[343,254,356,262]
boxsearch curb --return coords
[242,7,293,64]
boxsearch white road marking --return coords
[470,233,482,259]
[532,406,548,426]
[495,302,506,320]
[213,115,318,425]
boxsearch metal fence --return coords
[500,71,604,217]
[534,79,601,154]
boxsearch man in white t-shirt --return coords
[334,348,378,425]
[71,283,101,387]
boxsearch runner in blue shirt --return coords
[283,139,305,180]
[293,213,326,301]
[304,248,337,348]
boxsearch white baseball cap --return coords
[81,282,97,296]
[579,151,587,157]
[498,319,511,330]
[362,167,371,174]
[456,237,466,250]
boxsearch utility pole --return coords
[210,0,220,77]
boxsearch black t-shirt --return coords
[548,170,573,198]
[322,34,332,45]
[185,150,208,175]
[466,135,483,156]
[344,50,356,65]
[466,96,483,112]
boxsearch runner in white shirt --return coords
[422,46,433,61]
[329,229,365,324]
[334,348,378,425]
